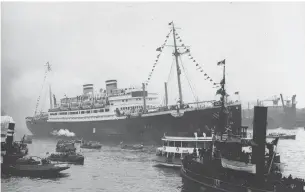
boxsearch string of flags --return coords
[173,31,221,89]
[145,29,173,86]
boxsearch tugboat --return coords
[180,61,305,192]
[56,140,76,152]
[1,122,29,157]
[80,140,102,149]
[3,156,70,177]
[47,151,85,165]
[120,141,144,151]
[266,132,296,140]
[154,133,212,169]
[1,121,70,177]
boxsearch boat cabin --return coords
[156,133,213,159]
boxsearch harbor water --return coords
[2,128,305,192]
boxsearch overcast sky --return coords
[1,2,305,135]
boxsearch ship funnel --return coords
[5,122,15,153]
[252,106,267,179]
[105,80,117,94]
[83,84,94,95]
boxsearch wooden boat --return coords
[80,141,102,149]
[120,142,144,150]
[153,161,181,169]
[220,157,256,174]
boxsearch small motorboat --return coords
[120,142,144,150]
[266,133,296,140]
[2,156,70,177]
[56,140,76,152]
[47,152,85,165]
[75,139,82,144]
[80,141,102,149]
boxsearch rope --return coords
[179,57,197,103]
[34,62,51,116]
[174,31,220,89]
[34,69,48,116]
[40,83,48,113]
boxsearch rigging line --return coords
[179,57,197,103]
[34,69,48,115]
[175,31,217,87]
[160,57,175,106]
[40,84,48,113]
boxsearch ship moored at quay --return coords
[26,22,242,144]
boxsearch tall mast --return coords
[46,62,53,109]
[217,60,227,136]
[172,22,183,105]
[142,83,147,113]
[49,84,53,109]
[34,62,52,116]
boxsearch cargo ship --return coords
[25,22,242,144]
[242,94,300,129]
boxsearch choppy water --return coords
[2,128,305,192]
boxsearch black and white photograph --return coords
[1,1,305,192]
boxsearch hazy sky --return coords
[1,2,305,134]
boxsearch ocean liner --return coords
[25,22,242,144]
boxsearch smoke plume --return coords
[51,129,76,137]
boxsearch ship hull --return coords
[266,135,296,140]
[26,105,242,145]
[180,165,274,192]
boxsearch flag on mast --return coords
[217,59,226,66]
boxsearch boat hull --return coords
[266,135,296,140]
[1,164,70,177]
[221,158,256,174]
[80,145,102,150]
[154,156,182,169]
[47,157,84,165]
[26,105,242,145]
[181,166,273,192]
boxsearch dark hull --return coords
[47,157,84,165]
[180,166,275,192]
[266,135,296,140]
[181,158,305,192]
[1,165,69,177]
[26,105,242,145]
[80,146,102,150]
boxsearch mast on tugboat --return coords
[217,59,227,137]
